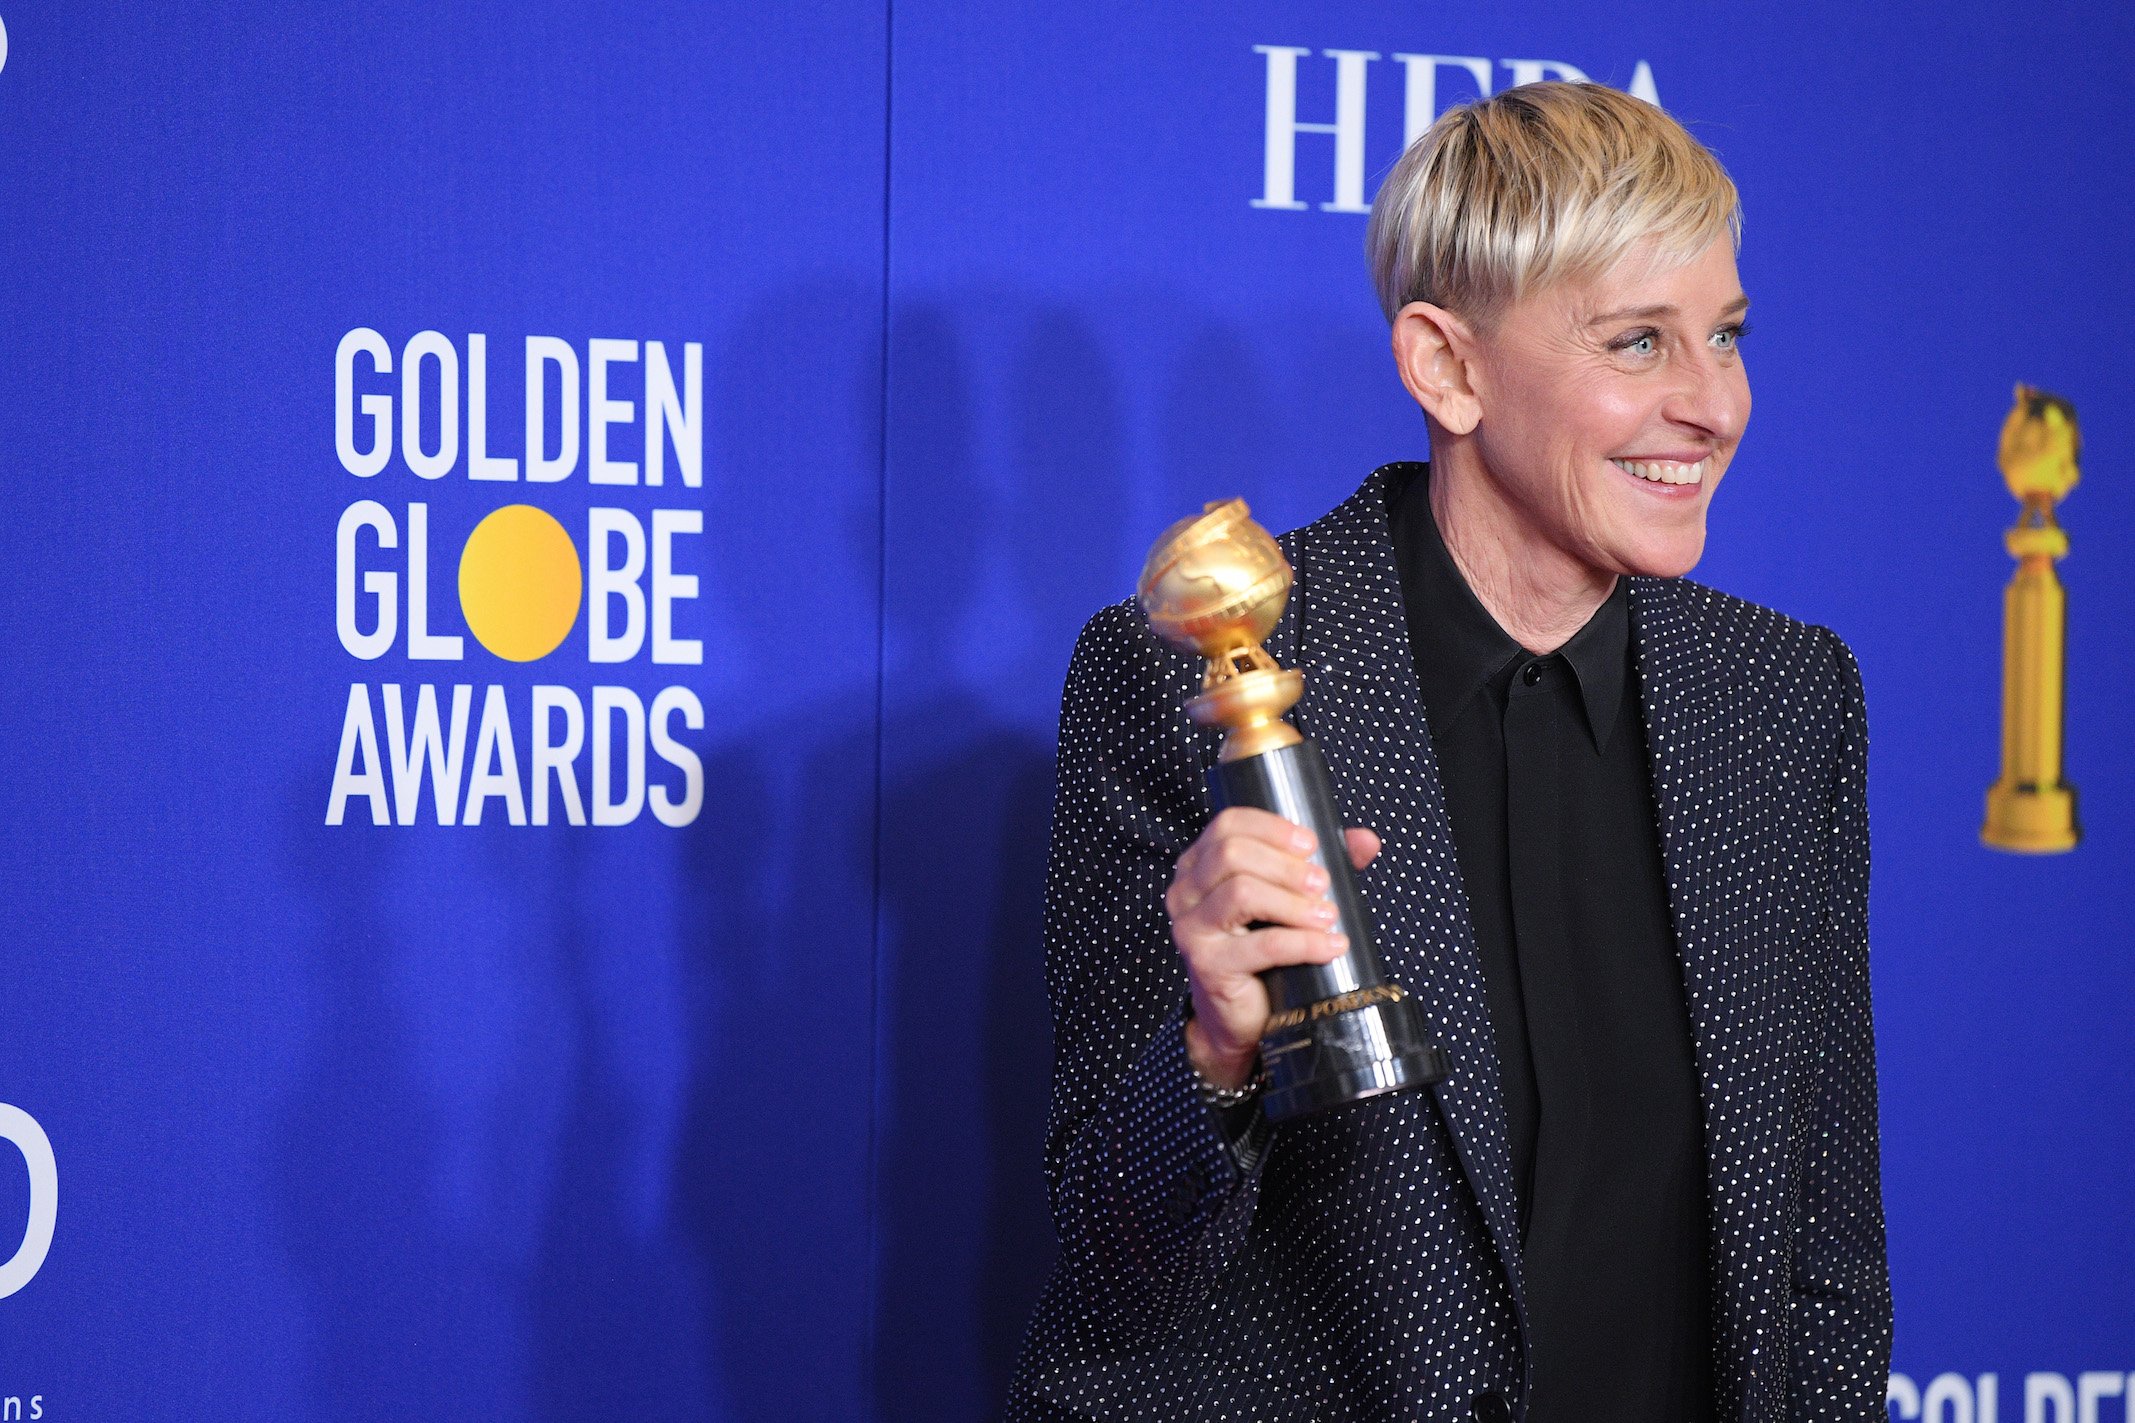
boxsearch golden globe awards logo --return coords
[325,328,705,828]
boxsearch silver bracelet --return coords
[1195,1060,1267,1110]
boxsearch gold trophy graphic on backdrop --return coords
[1983,385,2081,853]
[1141,500,1445,1121]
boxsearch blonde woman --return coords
[1009,83,1888,1423]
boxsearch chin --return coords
[1614,528,1707,580]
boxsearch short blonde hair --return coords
[1365,81,1741,325]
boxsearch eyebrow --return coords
[1588,295,1751,325]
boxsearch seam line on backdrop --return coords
[863,0,896,1409]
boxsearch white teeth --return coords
[1612,457,1708,486]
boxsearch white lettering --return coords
[1393,53,1491,144]
[1251,45,1376,213]
[405,502,464,660]
[382,683,473,825]
[466,333,518,481]
[651,508,702,664]
[326,684,391,826]
[335,501,398,660]
[399,330,459,480]
[1890,1375,1922,1419]
[525,335,581,483]
[336,327,393,477]
[333,682,705,830]
[462,684,527,826]
[592,686,646,826]
[649,685,704,827]
[588,508,647,663]
[1924,1373,1974,1423]
[1257,48,1665,212]
[0,1103,58,1300]
[1251,45,1312,211]
[532,686,587,827]
[588,338,639,485]
[2027,1374,2074,1423]
[2076,1374,2121,1423]
[645,340,703,487]
[1628,60,1661,106]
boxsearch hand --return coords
[1165,808,1382,1091]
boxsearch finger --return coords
[1184,807,1315,871]
[1191,873,1337,939]
[1164,875,1198,923]
[1344,826,1381,872]
[1181,829,1329,903]
[1195,923,1349,979]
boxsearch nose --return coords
[1665,343,1750,443]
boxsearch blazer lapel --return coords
[1628,577,1796,1412]
[1256,484,1797,1405]
[1278,466,1529,1303]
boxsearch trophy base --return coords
[1260,993,1448,1124]
[1983,781,2079,854]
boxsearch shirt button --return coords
[1471,1391,1513,1423]
[1521,662,1542,686]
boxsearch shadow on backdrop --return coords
[668,280,885,1422]
[871,304,1147,1419]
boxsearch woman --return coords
[1009,83,1889,1422]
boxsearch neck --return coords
[1427,453,1616,656]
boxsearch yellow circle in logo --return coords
[457,504,583,662]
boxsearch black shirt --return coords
[1390,466,1712,1422]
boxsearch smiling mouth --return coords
[1610,457,1709,487]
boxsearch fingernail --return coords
[1305,867,1329,892]
[1314,903,1338,925]
[1327,932,1348,952]
[1290,828,1313,852]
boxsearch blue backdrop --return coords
[1,2,2130,1419]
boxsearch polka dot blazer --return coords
[1005,467,1891,1422]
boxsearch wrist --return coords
[1184,1018,1258,1092]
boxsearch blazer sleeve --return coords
[1038,602,1270,1348]
[1788,630,1895,1417]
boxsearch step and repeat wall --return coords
[1,2,2130,1419]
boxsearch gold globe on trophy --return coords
[1983,384,2081,853]
[1138,499,1444,1122]
[1138,499,1306,762]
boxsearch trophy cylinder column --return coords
[2001,553,2065,786]
[1984,520,2079,852]
[1210,739,1446,1121]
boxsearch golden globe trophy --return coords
[1983,385,2081,853]
[1140,499,1446,1121]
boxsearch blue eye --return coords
[1611,330,1660,356]
[1712,322,1750,351]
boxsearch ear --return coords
[1390,301,1481,436]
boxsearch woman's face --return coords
[1466,237,1751,579]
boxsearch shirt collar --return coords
[1390,464,1629,754]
